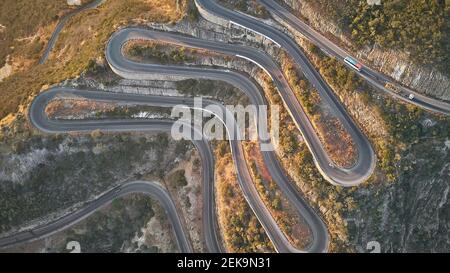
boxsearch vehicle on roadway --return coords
[344,56,363,72]
[385,82,414,100]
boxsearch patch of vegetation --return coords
[60,194,162,253]
[302,0,448,73]
[280,53,318,116]
[214,140,273,252]
[186,0,200,22]
[280,52,357,167]
[317,57,363,96]
[175,79,249,106]
[218,0,270,19]
[83,58,120,86]
[126,42,194,64]
[174,140,192,155]
[168,169,188,188]
[99,105,172,119]
[244,142,312,249]
[262,77,300,158]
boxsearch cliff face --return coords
[279,0,450,101]
[352,139,450,253]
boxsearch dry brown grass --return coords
[45,99,116,119]
[0,0,74,67]
[124,40,227,65]
[242,141,312,250]
[0,0,186,123]
[313,114,357,168]
[214,141,273,253]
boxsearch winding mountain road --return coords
[195,0,376,187]
[109,27,376,187]
[4,0,444,254]
[24,79,328,253]
[5,23,334,251]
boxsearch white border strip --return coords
[236,54,274,81]
[230,20,281,48]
